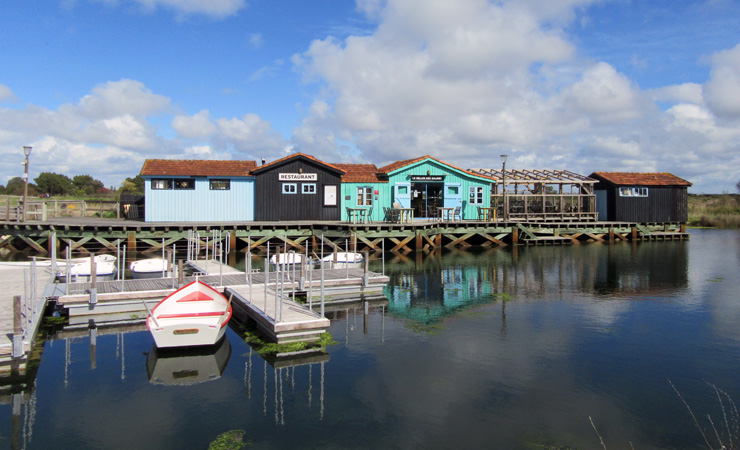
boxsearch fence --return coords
[0,196,121,221]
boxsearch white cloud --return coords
[76,79,171,119]
[132,0,246,19]
[172,110,218,139]
[0,84,17,103]
[704,43,740,118]
[649,83,703,105]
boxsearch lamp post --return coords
[22,146,32,222]
[500,154,508,221]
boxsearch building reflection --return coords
[383,242,689,324]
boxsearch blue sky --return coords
[1,0,739,193]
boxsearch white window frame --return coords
[469,186,484,204]
[357,187,372,206]
[619,187,648,197]
[282,183,297,194]
[151,179,172,190]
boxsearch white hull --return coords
[269,252,308,271]
[147,280,232,349]
[320,252,364,269]
[55,260,118,282]
[130,258,168,279]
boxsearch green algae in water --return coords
[244,331,336,356]
[208,429,249,450]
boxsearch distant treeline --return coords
[0,173,144,198]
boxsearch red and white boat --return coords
[146,280,233,349]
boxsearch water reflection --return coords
[4,232,740,450]
[146,338,232,386]
[383,242,689,326]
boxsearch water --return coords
[2,229,740,449]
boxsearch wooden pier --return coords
[0,217,688,256]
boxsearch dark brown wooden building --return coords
[252,153,344,221]
[590,172,692,222]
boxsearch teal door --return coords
[394,183,411,208]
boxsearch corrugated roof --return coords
[590,172,692,187]
[251,152,345,175]
[332,164,385,183]
[378,155,497,181]
[140,159,257,177]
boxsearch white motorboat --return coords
[130,258,168,279]
[146,280,233,349]
[320,252,364,269]
[55,258,118,282]
[2,254,116,270]
[269,252,308,270]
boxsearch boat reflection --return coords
[146,337,231,386]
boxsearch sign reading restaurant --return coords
[279,173,318,181]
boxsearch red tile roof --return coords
[251,152,345,174]
[332,164,386,183]
[141,159,257,177]
[378,155,497,181]
[590,172,692,187]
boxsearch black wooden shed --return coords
[252,153,344,221]
[589,172,692,223]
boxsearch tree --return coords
[4,177,34,196]
[34,172,74,196]
[73,174,105,195]
[119,175,145,196]
[737,180,740,193]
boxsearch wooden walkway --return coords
[54,259,389,342]
[0,263,55,376]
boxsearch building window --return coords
[357,187,372,206]
[469,186,484,204]
[210,179,230,190]
[619,187,648,197]
[282,183,297,194]
[447,186,459,195]
[174,179,195,190]
[302,183,316,194]
[151,179,172,190]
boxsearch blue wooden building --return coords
[140,159,257,222]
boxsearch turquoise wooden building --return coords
[141,159,257,222]
[378,156,494,220]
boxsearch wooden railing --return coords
[0,196,121,221]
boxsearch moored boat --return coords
[130,258,168,279]
[146,280,233,349]
[269,252,308,270]
[320,252,364,269]
[55,257,118,282]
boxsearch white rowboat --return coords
[130,258,168,279]
[320,252,364,269]
[146,280,233,349]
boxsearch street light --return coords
[22,146,32,222]
[500,154,508,221]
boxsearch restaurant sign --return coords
[279,173,318,181]
[410,175,446,182]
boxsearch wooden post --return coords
[127,231,137,252]
[363,251,370,286]
[512,227,519,245]
[609,227,614,242]
[631,226,638,241]
[12,295,22,359]
[435,233,442,248]
[178,260,184,286]
[415,230,422,251]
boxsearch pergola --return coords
[467,169,598,221]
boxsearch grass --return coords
[688,194,740,228]
[243,330,336,356]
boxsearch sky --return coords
[1,0,739,193]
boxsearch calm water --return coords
[2,229,739,450]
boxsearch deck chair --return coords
[365,206,373,223]
[453,206,461,221]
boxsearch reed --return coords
[688,194,740,228]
